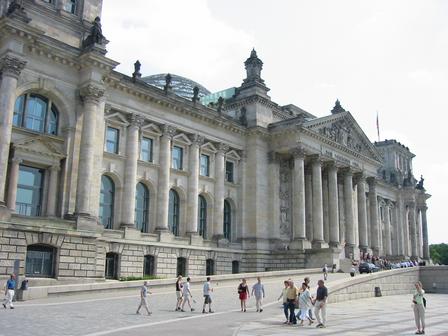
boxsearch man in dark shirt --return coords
[314,280,328,328]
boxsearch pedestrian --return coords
[202,276,214,313]
[181,277,195,312]
[277,280,289,323]
[314,280,328,328]
[251,277,265,312]
[2,274,16,309]
[175,275,183,311]
[350,266,356,277]
[412,281,426,335]
[322,264,328,281]
[136,281,152,315]
[238,278,250,312]
[286,280,299,325]
[303,277,314,320]
[298,283,314,326]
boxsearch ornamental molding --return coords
[0,55,26,79]
[216,142,230,154]
[127,113,145,128]
[189,134,205,147]
[161,124,177,138]
[79,84,105,103]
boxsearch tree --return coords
[430,243,448,265]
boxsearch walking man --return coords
[286,280,300,324]
[181,277,195,312]
[251,277,265,312]
[202,277,214,313]
[3,274,16,309]
[314,280,328,328]
[136,281,152,315]
[322,264,328,281]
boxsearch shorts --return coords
[176,291,182,299]
[204,295,212,304]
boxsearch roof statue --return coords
[192,86,199,103]
[6,0,30,22]
[164,73,172,93]
[82,16,106,49]
[132,60,142,82]
[243,48,264,85]
[416,175,425,190]
[331,99,347,114]
[217,96,224,114]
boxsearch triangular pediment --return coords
[173,133,192,145]
[303,112,382,162]
[201,142,217,153]
[13,136,65,158]
[226,150,241,161]
[104,111,129,125]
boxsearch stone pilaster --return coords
[46,165,61,217]
[311,156,327,248]
[75,84,104,221]
[408,202,418,258]
[291,148,306,248]
[6,158,22,211]
[186,134,204,235]
[121,114,144,228]
[213,142,229,240]
[356,174,368,251]
[384,200,392,256]
[343,168,356,257]
[0,55,26,214]
[367,177,380,255]
[421,206,429,260]
[156,124,176,231]
[327,163,340,247]
[305,167,313,242]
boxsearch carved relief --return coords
[319,119,363,152]
[279,159,292,239]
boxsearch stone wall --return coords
[419,266,448,294]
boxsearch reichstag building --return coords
[0,0,431,280]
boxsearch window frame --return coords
[171,145,184,170]
[135,182,150,233]
[225,160,234,183]
[105,126,120,154]
[200,154,210,177]
[16,165,44,217]
[198,195,207,238]
[99,175,115,229]
[223,199,232,240]
[140,136,153,162]
[169,189,180,236]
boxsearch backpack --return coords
[423,297,427,308]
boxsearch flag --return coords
[376,111,380,142]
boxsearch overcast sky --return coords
[102,0,448,244]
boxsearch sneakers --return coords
[181,309,185,312]
[316,323,322,328]
[202,309,206,314]
[2,304,6,309]
[209,310,214,313]
[10,306,14,309]
[136,311,141,315]
[259,309,263,313]
[191,308,195,312]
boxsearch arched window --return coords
[224,200,232,240]
[99,175,115,229]
[26,244,56,278]
[135,183,149,232]
[13,94,59,135]
[169,189,179,236]
[198,195,207,238]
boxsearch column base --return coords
[329,241,341,249]
[344,245,360,261]
[311,240,329,249]
[186,232,203,246]
[305,246,342,269]
[156,228,173,243]
[290,238,311,250]
[0,203,11,221]
[121,224,141,239]
[75,213,100,232]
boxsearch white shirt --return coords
[203,281,211,296]
[182,282,191,296]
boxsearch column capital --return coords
[366,176,376,187]
[419,205,428,212]
[354,171,366,183]
[161,124,176,138]
[216,142,229,154]
[290,146,306,159]
[127,113,145,128]
[406,201,416,208]
[79,84,105,103]
[340,167,353,177]
[189,134,205,147]
[0,55,26,79]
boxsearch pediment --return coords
[104,111,129,125]
[173,133,192,145]
[226,150,241,161]
[13,136,65,159]
[303,112,382,161]
[201,142,217,153]
[141,123,161,135]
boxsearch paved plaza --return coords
[1,273,447,336]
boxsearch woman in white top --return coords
[298,283,314,326]
[412,281,426,335]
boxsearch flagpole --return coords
[376,111,380,142]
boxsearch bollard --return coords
[374,286,382,297]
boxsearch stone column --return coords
[327,163,340,247]
[408,203,418,258]
[367,177,380,254]
[46,165,60,217]
[322,171,330,243]
[421,206,429,260]
[291,148,306,245]
[121,114,144,228]
[156,125,176,231]
[6,158,22,211]
[343,169,356,256]
[384,200,392,256]
[0,56,26,208]
[75,84,104,217]
[357,174,368,251]
[186,134,204,235]
[213,143,228,240]
[305,167,313,242]
[416,208,423,257]
[311,157,326,247]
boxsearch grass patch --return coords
[118,275,163,282]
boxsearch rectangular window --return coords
[225,161,234,182]
[140,137,153,162]
[200,154,210,176]
[16,165,44,217]
[172,146,183,170]
[106,127,119,154]
[63,0,77,14]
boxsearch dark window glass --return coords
[169,189,179,236]
[16,165,43,217]
[200,154,210,176]
[225,161,234,182]
[25,95,47,133]
[106,127,119,154]
[198,195,207,238]
[135,183,149,232]
[143,255,155,276]
[48,106,58,135]
[140,137,153,162]
[232,260,239,274]
[64,0,77,14]
[172,146,183,170]
[105,252,119,279]
[13,94,25,127]
[206,259,214,276]
[25,245,55,278]
[224,200,231,240]
[99,175,115,229]
[176,257,186,277]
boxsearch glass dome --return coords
[141,73,211,100]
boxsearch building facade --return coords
[0,0,430,280]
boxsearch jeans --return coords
[287,299,297,323]
[282,302,289,320]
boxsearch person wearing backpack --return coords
[412,281,426,335]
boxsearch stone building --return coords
[0,0,430,280]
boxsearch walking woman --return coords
[175,275,183,311]
[298,283,314,326]
[277,280,289,323]
[237,278,250,312]
[412,281,426,335]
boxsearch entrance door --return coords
[105,253,119,279]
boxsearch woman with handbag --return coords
[237,278,250,312]
[412,281,426,335]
